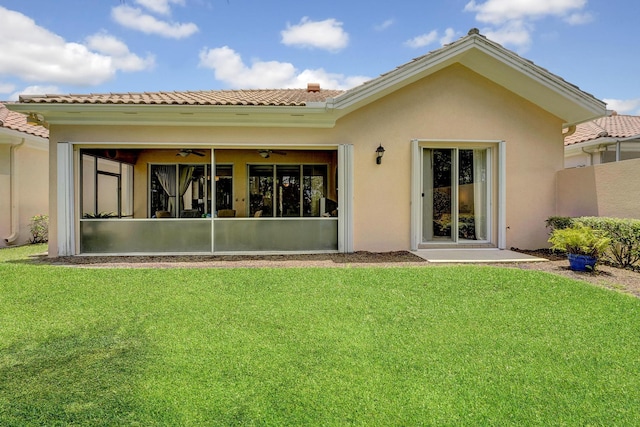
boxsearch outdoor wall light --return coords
[376,144,385,164]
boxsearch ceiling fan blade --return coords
[272,150,287,156]
[177,149,206,157]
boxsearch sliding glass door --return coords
[423,147,489,243]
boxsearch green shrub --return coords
[546,216,640,268]
[545,216,575,232]
[29,214,49,244]
[576,217,640,268]
[548,223,611,259]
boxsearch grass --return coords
[1,245,640,425]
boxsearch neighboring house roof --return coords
[9,29,605,128]
[564,113,640,146]
[0,103,49,139]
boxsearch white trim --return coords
[337,144,354,253]
[410,139,421,250]
[211,148,215,252]
[498,140,506,249]
[411,139,505,249]
[57,142,75,255]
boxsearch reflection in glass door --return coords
[423,147,489,243]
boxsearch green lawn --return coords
[1,245,639,426]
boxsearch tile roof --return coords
[0,103,49,138]
[564,114,640,146]
[18,88,345,106]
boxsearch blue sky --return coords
[1,0,638,114]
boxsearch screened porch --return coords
[78,147,340,254]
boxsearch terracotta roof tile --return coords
[565,114,640,145]
[0,103,49,138]
[18,88,345,106]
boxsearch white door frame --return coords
[410,139,506,250]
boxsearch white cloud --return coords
[404,28,458,49]
[603,98,640,115]
[464,0,588,25]
[564,12,594,25]
[0,6,150,86]
[86,32,156,72]
[464,0,590,50]
[112,5,198,39]
[281,17,349,52]
[483,21,532,51]
[404,30,438,49]
[134,0,185,15]
[9,85,61,101]
[198,46,369,90]
[439,28,458,45]
[375,19,395,31]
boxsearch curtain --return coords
[154,165,177,215]
[473,149,487,240]
[178,165,195,214]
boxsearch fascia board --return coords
[7,104,337,128]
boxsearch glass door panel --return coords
[423,149,454,242]
[423,147,489,244]
[461,149,487,241]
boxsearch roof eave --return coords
[6,103,338,128]
[0,127,49,148]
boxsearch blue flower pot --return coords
[567,253,597,272]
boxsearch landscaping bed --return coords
[24,248,640,298]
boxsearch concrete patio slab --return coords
[411,249,547,263]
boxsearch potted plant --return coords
[548,223,611,271]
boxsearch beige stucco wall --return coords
[557,158,640,219]
[46,64,565,255]
[332,64,563,250]
[0,141,49,248]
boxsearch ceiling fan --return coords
[258,149,287,158]
[177,149,205,157]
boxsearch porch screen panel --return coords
[96,173,119,215]
[214,218,338,252]
[80,219,211,253]
[215,165,233,212]
[121,163,134,217]
[276,165,300,217]
[150,165,177,217]
[303,165,327,217]
[248,165,274,217]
